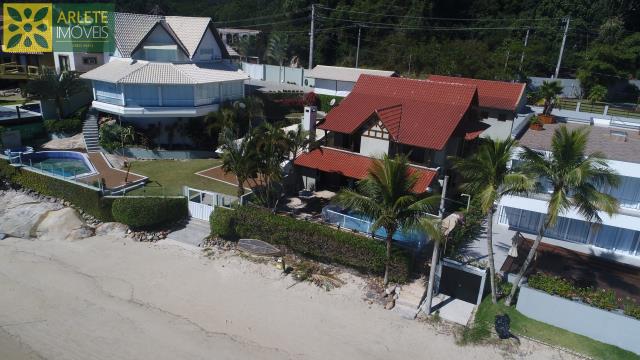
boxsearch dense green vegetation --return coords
[528,273,640,319]
[210,205,412,282]
[460,297,638,360]
[111,196,188,229]
[117,0,640,99]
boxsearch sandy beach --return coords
[0,231,578,360]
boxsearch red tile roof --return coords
[318,75,479,151]
[427,75,526,112]
[294,147,438,193]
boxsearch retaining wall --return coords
[516,285,640,354]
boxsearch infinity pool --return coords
[23,151,96,178]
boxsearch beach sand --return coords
[0,233,578,360]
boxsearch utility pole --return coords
[423,175,449,316]
[519,28,530,73]
[308,4,315,70]
[554,16,570,79]
[355,25,362,68]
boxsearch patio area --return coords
[502,237,640,303]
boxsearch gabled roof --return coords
[305,65,397,82]
[318,75,478,150]
[81,59,248,85]
[427,75,526,112]
[113,12,229,59]
[294,147,437,193]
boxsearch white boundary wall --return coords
[517,285,640,355]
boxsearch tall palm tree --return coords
[22,68,87,120]
[540,80,563,116]
[420,217,448,314]
[505,126,619,305]
[219,127,256,199]
[450,138,534,304]
[266,32,288,66]
[251,122,290,208]
[334,154,440,285]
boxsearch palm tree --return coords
[540,80,563,116]
[334,154,440,285]
[22,68,88,120]
[505,126,619,305]
[251,122,290,208]
[266,32,288,66]
[420,216,448,314]
[449,138,534,304]
[219,127,256,199]
[588,84,607,105]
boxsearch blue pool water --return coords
[22,151,95,178]
[322,205,427,248]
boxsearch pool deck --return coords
[81,153,147,190]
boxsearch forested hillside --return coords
[116,0,639,95]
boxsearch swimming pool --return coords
[21,151,97,179]
[322,205,427,248]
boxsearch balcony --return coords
[0,63,43,80]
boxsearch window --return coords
[498,113,507,121]
[58,55,70,72]
[82,57,97,65]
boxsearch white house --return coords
[497,120,640,265]
[80,13,248,145]
[303,65,396,97]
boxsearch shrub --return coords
[624,299,640,320]
[212,205,412,282]
[528,273,620,312]
[210,207,236,239]
[0,159,114,221]
[445,200,484,258]
[316,94,343,112]
[302,92,319,106]
[44,117,83,135]
[111,196,187,229]
[100,123,135,152]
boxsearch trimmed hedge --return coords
[111,196,187,229]
[0,159,114,221]
[210,205,411,282]
[528,273,619,312]
[209,207,236,239]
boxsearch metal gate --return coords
[183,186,237,221]
[437,258,489,305]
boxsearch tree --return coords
[449,138,534,304]
[540,80,563,116]
[588,84,607,104]
[266,32,289,66]
[333,154,440,285]
[505,126,620,305]
[239,96,264,129]
[250,122,290,208]
[23,68,88,120]
[219,127,256,199]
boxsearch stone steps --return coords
[82,110,100,153]
[393,277,427,320]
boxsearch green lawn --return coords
[464,297,638,360]
[127,159,238,196]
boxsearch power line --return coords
[315,5,563,22]
[213,9,309,25]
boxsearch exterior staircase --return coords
[393,277,428,319]
[83,110,100,153]
[166,219,211,248]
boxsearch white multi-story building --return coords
[80,13,248,145]
[497,120,640,264]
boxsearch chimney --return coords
[302,106,317,133]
